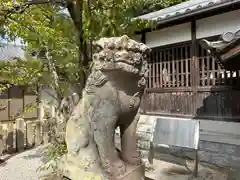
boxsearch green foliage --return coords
[37,142,67,171]
[0,55,42,86]
[36,143,67,180]
[0,0,186,176]
[0,0,186,94]
[1,1,80,98]
[118,0,187,18]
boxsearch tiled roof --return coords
[200,29,240,70]
[136,0,239,23]
[0,44,25,61]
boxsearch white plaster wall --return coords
[145,22,191,48]
[196,9,240,39]
[145,9,240,48]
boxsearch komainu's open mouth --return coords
[101,61,140,74]
[92,35,151,77]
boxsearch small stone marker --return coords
[39,103,45,121]
[0,125,3,155]
[6,122,14,153]
[42,121,50,144]
[3,129,7,152]
[26,121,34,148]
[15,118,25,152]
[35,120,42,146]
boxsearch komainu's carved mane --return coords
[85,35,150,94]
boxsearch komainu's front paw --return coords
[102,159,126,179]
[111,159,126,178]
[121,151,142,165]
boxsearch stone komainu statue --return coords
[63,35,150,180]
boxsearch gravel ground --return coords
[0,146,238,180]
[0,146,50,180]
[145,159,236,180]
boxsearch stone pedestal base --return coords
[118,164,145,180]
[61,160,145,180]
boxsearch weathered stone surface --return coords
[26,121,35,148]
[16,118,25,152]
[0,125,3,155]
[35,121,42,146]
[42,121,50,144]
[63,35,150,180]
[6,123,14,152]
[136,115,155,170]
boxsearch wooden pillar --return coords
[141,32,147,113]
[16,118,25,152]
[191,18,199,177]
[190,19,199,115]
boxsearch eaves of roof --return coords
[135,0,240,28]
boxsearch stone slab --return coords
[118,164,145,180]
[61,161,145,180]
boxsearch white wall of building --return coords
[145,9,240,48]
[145,22,191,48]
[196,9,240,39]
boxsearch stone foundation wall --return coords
[136,115,155,168]
[115,114,155,169]
[134,115,193,169]
[116,114,240,171]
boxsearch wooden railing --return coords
[144,43,240,119]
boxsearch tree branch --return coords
[0,0,68,16]
[1,0,90,90]
[65,0,88,88]
[45,47,63,101]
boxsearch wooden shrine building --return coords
[135,0,240,168]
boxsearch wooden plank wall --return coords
[142,41,240,121]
